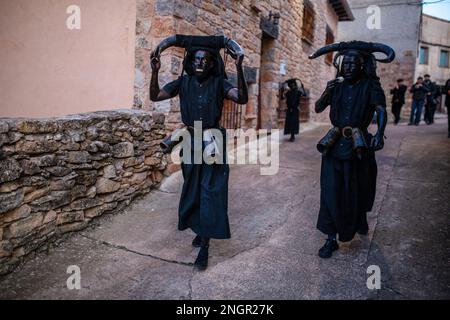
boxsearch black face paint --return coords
[192,50,213,79]
[342,54,363,81]
[288,82,297,90]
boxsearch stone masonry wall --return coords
[134,0,341,129]
[0,110,166,274]
[378,54,417,118]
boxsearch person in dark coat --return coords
[445,79,450,138]
[423,74,438,125]
[309,41,394,258]
[409,77,429,126]
[389,78,407,124]
[281,78,306,142]
[150,35,248,270]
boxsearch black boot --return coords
[194,238,209,271]
[357,215,369,235]
[318,238,339,259]
[192,235,201,247]
[357,225,369,235]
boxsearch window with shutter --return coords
[302,0,315,44]
[325,26,335,64]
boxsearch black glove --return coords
[370,132,384,151]
[371,106,387,151]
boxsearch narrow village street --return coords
[1,118,449,300]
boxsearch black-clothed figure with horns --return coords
[282,79,306,142]
[150,35,248,270]
[309,41,394,258]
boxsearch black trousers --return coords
[447,106,450,137]
[391,102,403,124]
[424,102,436,124]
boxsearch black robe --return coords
[284,89,302,135]
[163,75,234,239]
[316,78,386,242]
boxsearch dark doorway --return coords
[257,34,276,130]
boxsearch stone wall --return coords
[378,54,417,117]
[0,110,166,274]
[134,0,342,129]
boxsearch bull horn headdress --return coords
[154,34,244,59]
[308,41,395,65]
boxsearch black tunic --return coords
[317,78,386,242]
[284,89,302,135]
[163,75,234,239]
[390,85,407,105]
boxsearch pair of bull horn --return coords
[308,41,395,63]
[154,37,395,64]
[153,34,244,59]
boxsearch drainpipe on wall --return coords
[414,7,424,81]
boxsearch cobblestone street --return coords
[1,117,449,300]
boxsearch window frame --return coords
[439,49,449,68]
[301,0,315,44]
[419,46,429,65]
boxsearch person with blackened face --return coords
[310,42,394,258]
[192,50,214,80]
[149,35,248,271]
[281,78,306,142]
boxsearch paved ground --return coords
[1,116,449,300]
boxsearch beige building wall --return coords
[415,14,450,85]
[0,0,136,118]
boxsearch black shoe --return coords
[318,239,339,259]
[192,235,201,247]
[194,246,209,271]
[407,123,413,126]
[289,137,295,142]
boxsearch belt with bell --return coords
[340,126,368,138]
[340,126,353,139]
[186,126,224,139]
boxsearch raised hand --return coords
[150,47,161,72]
[326,77,343,91]
[235,53,244,67]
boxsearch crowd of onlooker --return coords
[389,75,450,137]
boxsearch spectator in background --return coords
[445,79,450,138]
[281,78,306,142]
[423,74,438,125]
[409,77,429,126]
[390,78,407,125]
